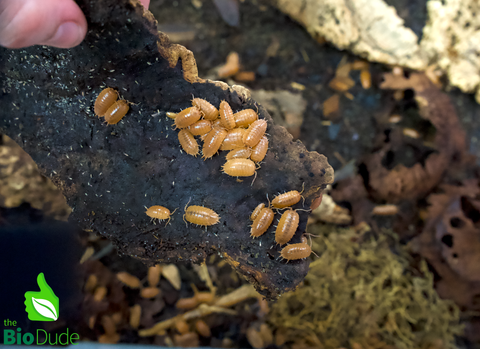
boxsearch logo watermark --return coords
[3,273,79,345]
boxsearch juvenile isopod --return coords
[145,205,177,226]
[279,243,312,261]
[250,203,265,221]
[243,119,267,147]
[94,88,118,117]
[104,100,129,125]
[225,147,252,160]
[219,101,236,130]
[174,106,202,129]
[202,127,228,159]
[272,184,304,209]
[166,112,177,119]
[250,136,268,162]
[250,207,274,238]
[219,128,246,151]
[275,209,299,245]
[178,129,199,156]
[192,98,219,121]
[188,119,212,136]
[184,203,220,227]
[234,109,258,128]
[222,158,256,177]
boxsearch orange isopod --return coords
[243,119,267,147]
[212,118,223,128]
[250,203,265,221]
[225,147,252,160]
[104,100,129,125]
[250,207,274,238]
[234,109,258,128]
[174,106,202,129]
[220,128,246,151]
[166,112,177,119]
[188,119,212,136]
[280,243,312,261]
[272,186,304,209]
[94,88,118,117]
[219,101,236,130]
[145,205,177,226]
[178,129,199,156]
[202,127,228,159]
[192,98,219,121]
[222,158,256,177]
[250,136,268,162]
[184,205,220,227]
[275,209,299,245]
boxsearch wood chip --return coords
[116,271,141,288]
[129,304,141,329]
[323,94,340,118]
[79,246,94,264]
[195,319,211,337]
[140,287,161,298]
[148,264,162,287]
[93,286,107,302]
[162,264,182,290]
[329,76,355,92]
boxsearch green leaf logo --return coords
[24,273,59,321]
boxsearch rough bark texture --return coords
[0,0,333,299]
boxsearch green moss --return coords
[268,226,463,349]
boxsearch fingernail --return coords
[48,22,83,48]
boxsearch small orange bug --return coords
[184,202,220,227]
[243,119,267,147]
[234,109,258,128]
[145,205,177,226]
[212,118,223,128]
[220,128,246,151]
[250,203,265,221]
[95,88,118,117]
[272,184,304,209]
[166,112,177,119]
[218,52,240,78]
[104,100,129,125]
[174,106,202,129]
[275,209,299,245]
[219,101,236,130]
[225,147,252,160]
[188,119,212,136]
[202,127,228,159]
[250,136,268,162]
[222,158,256,177]
[250,207,275,238]
[192,98,219,121]
[279,243,312,261]
[178,129,199,156]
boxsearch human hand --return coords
[0,0,151,49]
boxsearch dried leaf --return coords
[162,264,181,290]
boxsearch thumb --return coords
[0,0,87,49]
[36,272,53,294]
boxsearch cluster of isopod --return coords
[93,88,310,262]
[249,186,312,261]
[146,201,220,228]
[169,98,268,179]
[94,87,130,124]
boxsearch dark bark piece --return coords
[0,0,333,299]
